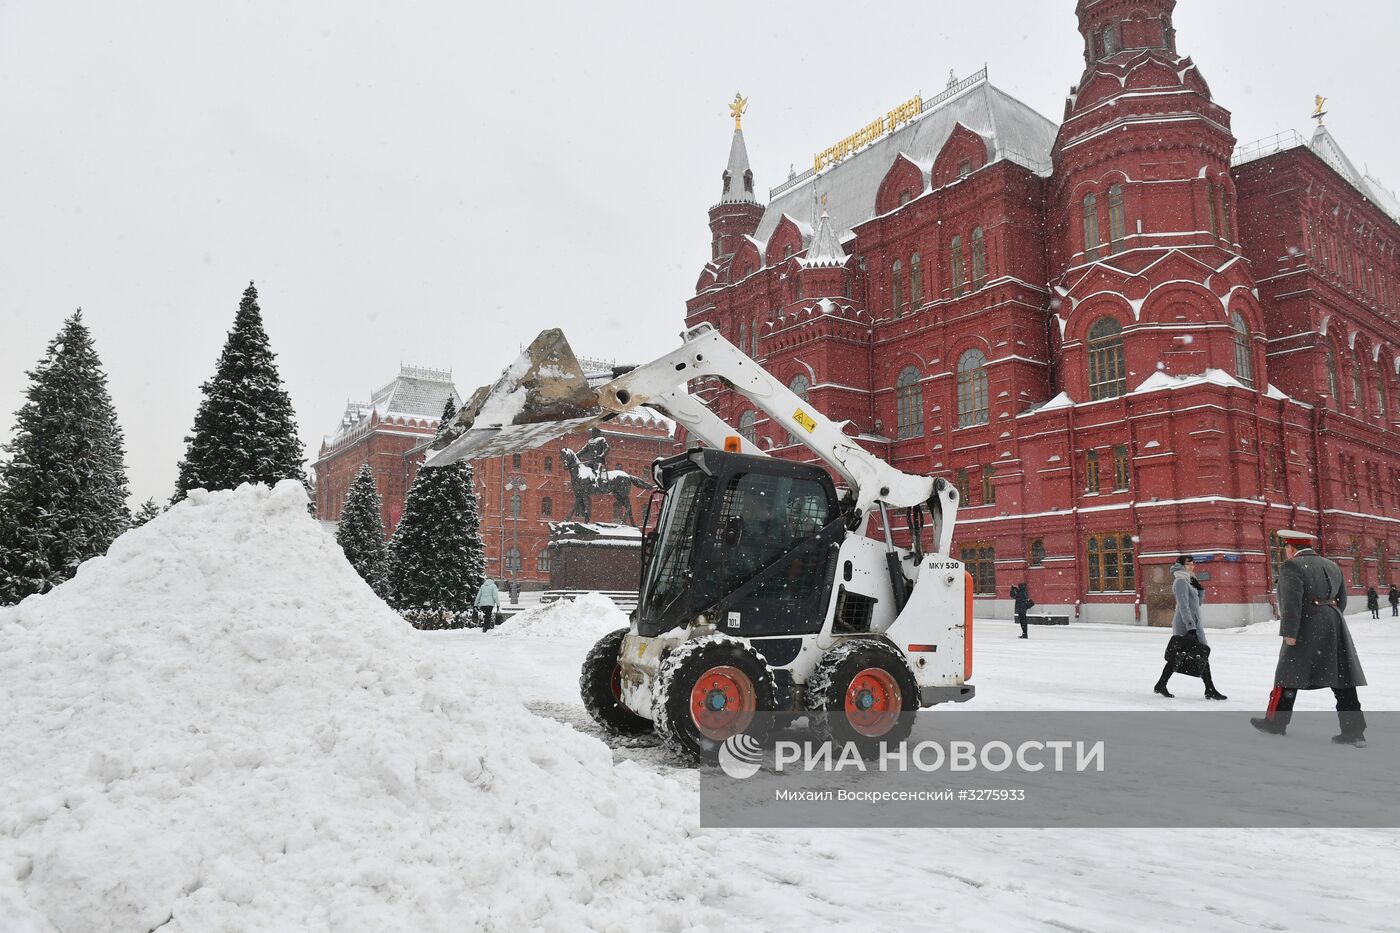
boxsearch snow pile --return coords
[496,593,629,642]
[0,482,716,932]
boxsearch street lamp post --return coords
[505,475,528,602]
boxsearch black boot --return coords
[1331,732,1367,747]
[1250,717,1286,735]
[1202,666,1227,700]
[1154,662,1174,698]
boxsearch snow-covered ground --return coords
[2,486,1395,932]
[431,609,1400,933]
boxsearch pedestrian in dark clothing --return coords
[1154,555,1227,700]
[1366,586,1380,620]
[1251,530,1368,746]
[1011,583,1034,639]
[1390,584,1399,617]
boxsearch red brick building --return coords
[314,365,460,532]
[687,0,1400,625]
[471,410,677,587]
[314,364,679,589]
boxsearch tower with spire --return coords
[1048,0,1261,404]
[706,93,765,279]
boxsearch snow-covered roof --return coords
[370,365,460,420]
[719,128,757,205]
[799,209,847,268]
[756,74,1057,247]
[327,365,460,446]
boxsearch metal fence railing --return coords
[1232,130,1307,167]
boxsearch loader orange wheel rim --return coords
[845,668,903,737]
[609,663,624,702]
[689,665,758,740]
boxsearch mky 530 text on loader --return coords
[429,323,975,761]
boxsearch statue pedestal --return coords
[544,521,643,611]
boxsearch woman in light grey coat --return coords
[1153,555,1227,699]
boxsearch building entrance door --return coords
[1145,563,1174,627]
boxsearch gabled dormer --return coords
[875,153,927,215]
[931,124,992,189]
[765,214,811,266]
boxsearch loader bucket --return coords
[425,329,605,465]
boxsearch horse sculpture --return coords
[560,447,652,524]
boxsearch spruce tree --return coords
[130,498,163,529]
[386,400,485,627]
[336,463,389,599]
[173,281,305,501]
[0,311,131,604]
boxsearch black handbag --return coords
[1164,632,1211,677]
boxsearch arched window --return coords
[787,373,810,445]
[910,254,923,306]
[1086,316,1127,400]
[1083,193,1101,261]
[1108,183,1126,253]
[891,260,904,314]
[1084,449,1100,493]
[1324,344,1339,406]
[537,548,552,573]
[738,320,748,356]
[541,496,553,517]
[1102,24,1118,56]
[1376,367,1389,422]
[1206,180,1218,237]
[1221,186,1233,242]
[752,318,761,357]
[505,547,521,573]
[1232,312,1255,388]
[950,235,965,297]
[738,410,757,444]
[971,227,987,289]
[509,492,522,518]
[1352,357,1365,414]
[722,170,732,195]
[743,169,753,193]
[956,349,990,428]
[896,366,924,439]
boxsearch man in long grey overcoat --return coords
[1251,530,1367,745]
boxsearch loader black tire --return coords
[580,628,652,736]
[652,635,776,763]
[805,639,920,757]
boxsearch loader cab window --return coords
[639,468,713,619]
[709,469,838,634]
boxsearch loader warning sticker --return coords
[792,409,817,433]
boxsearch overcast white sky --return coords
[3,1,1398,504]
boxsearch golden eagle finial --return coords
[1313,94,1328,125]
[729,92,748,130]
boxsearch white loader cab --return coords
[431,323,975,762]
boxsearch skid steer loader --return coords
[429,323,974,761]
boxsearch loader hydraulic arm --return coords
[595,323,955,545]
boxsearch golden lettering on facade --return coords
[812,94,924,173]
